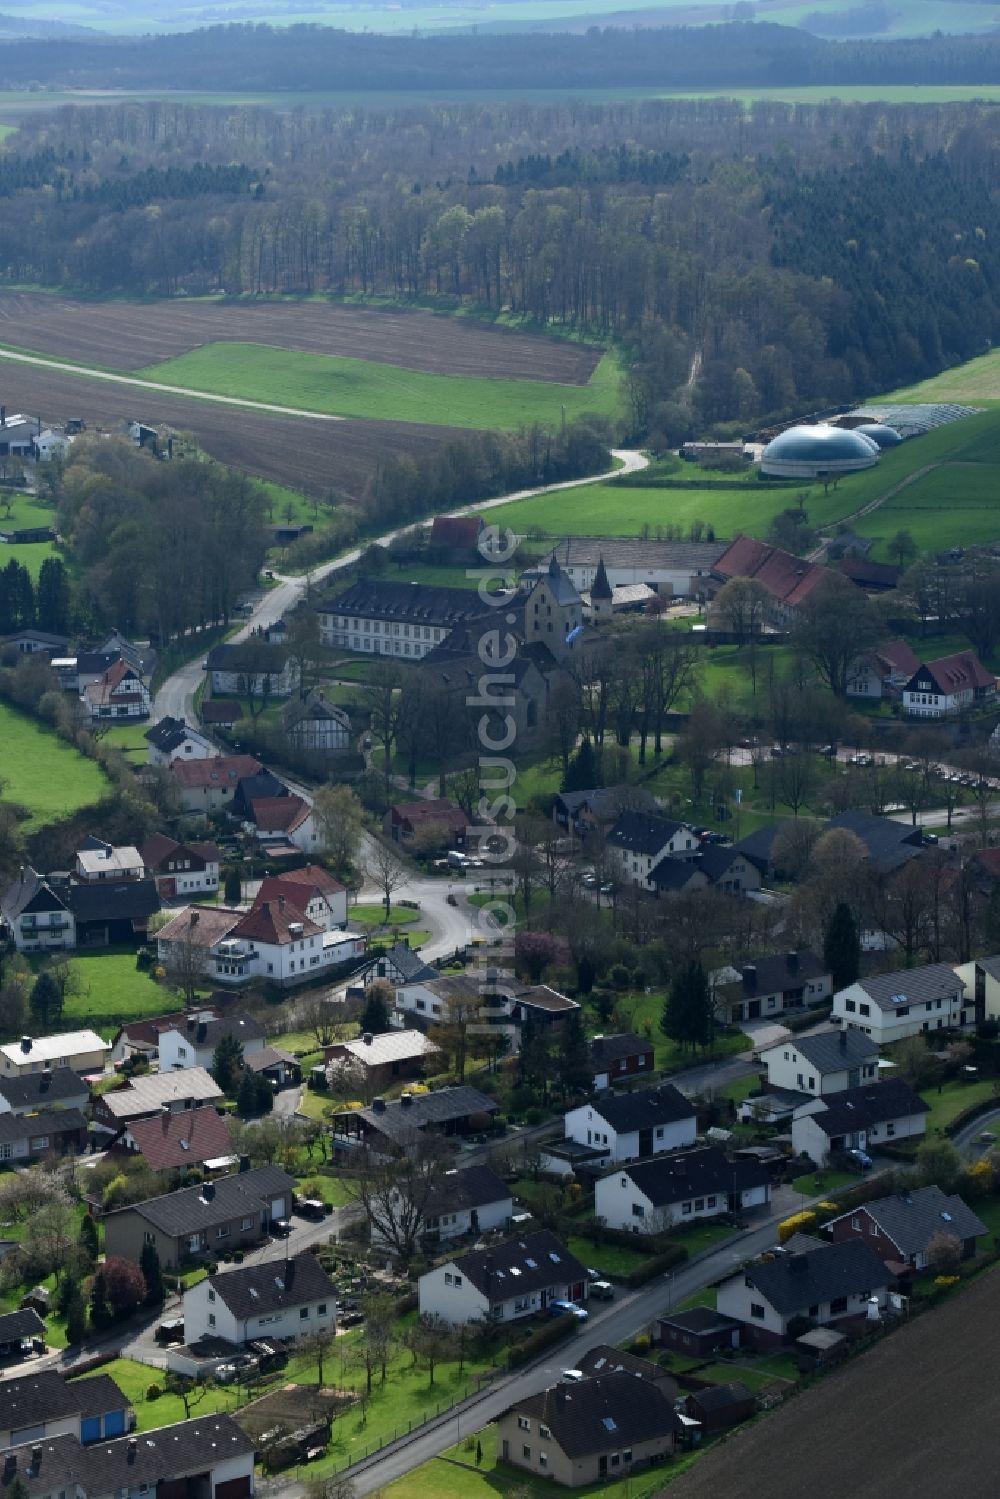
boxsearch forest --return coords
[3,97,1000,431]
[6,21,1000,92]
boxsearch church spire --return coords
[591,556,612,600]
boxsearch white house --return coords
[80,659,151,721]
[757,1028,879,1100]
[716,1239,893,1349]
[75,840,144,883]
[205,641,300,697]
[846,640,920,700]
[251,866,348,931]
[0,867,76,953]
[183,1250,336,1346]
[711,951,832,1027]
[595,1149,770,1235]
[144,716,215,766]
[374,1163,512,1250]
[158,1014,267,1073]
[563,1084,696,1166]
[605,810,698,891]
[791,1078,930,1167]
[418,1228,588,1326]
[902,651,997,719]
[245,793,318,854]
[139,834,222,900]
[540,537,726,600]
[168,755,264,814]
[155,901,362,991]
[954,954,1000,1027]
[0,1029,109,1078]
[0,1066,90,1117]
[832,963,971,1042]
[283,690,352,754]
[315,578,493,659]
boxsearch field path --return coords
[0,344,347,421]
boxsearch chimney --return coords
[401,1092,413,1108]
[742,965,757,992]
[187,1016,196,1031]
[839,1030,847,1051]
[20,1036,31,1053]
[202,1182,215,1202]
[239,1154,251,1173]
[127,1439,137,1463]
[278,894,285,912]
[786,951,798,972]
[372,1096,386,1113]
[190,911,199,927]
[362,1032,373,1046]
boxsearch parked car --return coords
[845,1148,873,1171]
[271,1218,291,1237]
[155,1317,185,1346]
[560,1369,585,1383]
[549,1300,589,1321]
[589,1280,615,1301]
[295,1198,327,1222]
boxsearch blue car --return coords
[549,1300,589,1321]
[846,1148,873,1171]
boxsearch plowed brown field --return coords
[0,291,600,383]
[0,354,466,496]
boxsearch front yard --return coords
[920,1077,998,1134]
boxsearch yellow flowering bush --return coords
[778,1211,818,1244]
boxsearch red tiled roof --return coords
[391,797,469,828]
[974,849,1000,878]
[200,699,242,724]
[873,640,921,679]
[430,515,483,549]
[170,755,262,788]
[250,795,311,833]
[922,651,996,695]
[840,555,901,588]
[253,868,344,914]
[269,863,345,895]
[230,899,323,945]
[128,1105,232,1171]
[116,1010,193,1047]
[155,905,241,948]
[713,536,835,609]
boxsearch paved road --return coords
[152,448,648,727]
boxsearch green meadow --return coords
[0,701,107,824]
[138,343,623,431]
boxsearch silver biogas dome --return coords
[760,423,882,478]
[853,422,904,449]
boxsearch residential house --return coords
[645,859,707,898]
[689,843,762,897]
[374,1163,512,1250]
[383,798,469,848]
[0,411,44,458]
[109,1011,193,1067]
[243,1046,300,1090]
[392,971,481,1026]
[590,1033,654,1090]
[205,641,300,697]
[902,651,997,718]
[140,833,222,900]
[606,811,699,891]
[158,1015,267,1073]
[494,1372,679,1488]
[103,1163,295,1268]
[955,953,1000,1026]
[122,1107,234,1178]
[0,1031,109,1078]
[95,632,156,681]
[326,1029,441,1092]
[507,985,581,1029]
[684,1384,755,1434]
[230,769,287,821]
[199,699,242,730]
[428,513,486,562]
[251,866,348,930]
[657,1307,742,1358]
[0,1307,47,1360]
[710,536,837,625]
[332,1085,499,1154]
[791,1078,930,1167]
[183,1251,336,1346]
[832,962,971,1042]
[0,1067,89,1118]
[522,557,584,662]
[155,901,358,991]
[0,629,70,656]
[552,785,659,840]
[144,716,215,766]
[595,1148,770,1234]
[80,659,151,721]
[282,689,353,754]
[0,1414,255,1499]
[712,951,832,1026]
[826,1185,986,1269]
[573,1344,678,1396]
[245,793,318,854]
[168,755,264,815]
[74,841,144,883]
[356,942,437,987]
[63,877,161,948]
[757,1028,879,1100]
[93,1068,223,1134]
[418,1228,587,1326]
[839,554,900,591]
[0,868,75,953]
[824,809,926,878]
[715,1239,894,1348]
[316,578,493,658]
[0,1109,87,1164]
[0,1368,131,1449]
[72,651,122,696]
[846,640,920,700]
[563,1084,696,1167]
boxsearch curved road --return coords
[153,448,647,726]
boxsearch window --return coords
[694,1198,705,1211]
[851,1216,860,1231]
[682,1202,692,1216]
[706,1195,716,1208]
[208,1313,216,1327]
[538,1453,548,1469]
[522,1447,531,1461]
[623,1450,632,1464]
[445,1272,453,1285]
[453,1275,462,1287]
[143,1231,155,1245]
[216,1226,230,1239]
[750,1302,765,1320]
[539,1426,550,1439]
[632,1203,645,1218]
[655,1127,664,1139]
[845,999,856,1013]
[518,1416,530,1432]
[241,1217,253,1231]
[887,1122,896,1137]
[300,1307,309,1319]
[808,1304,819,1318]
[830,1296,848,1315]
[620,1177,627,1188]
[208,1289,216,1302]
[859,1003,870,1017]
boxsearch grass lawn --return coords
[25,948,193,1035]
[349,902,420,926]
[694,1361,787,1393]
[790,1170,857,1197]
[98,722,150,758]
[717,1075,760,1107]
[300,1174,355,1207]
[919,1077,998,1133]
[296,1087,338,1123]
[94,1358,236,1429]
[564,1236,651,1277]
[139,344,624,431]
[623,990,747,1072]
[670,1220,741,1255]
[0,700,107,825]
[672,1286,717,1314]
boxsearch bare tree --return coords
[406,1313,452,1386]
[348,1134,455,1264]
[365,838,406,920]
[360,658,404,772]
[300,1323,340,1387]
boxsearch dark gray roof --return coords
[721,951,827,1001]
[587,1083,694,1134]
[207,1251,335,1321]
[0,867,69,921]
[649,856,705,891]
[319,578,494,628]
[607,810,687,857]
[831,1185,986,1257]
[144,716,192,752]
[856,962,965,1013]
[0,1433,82,1499]
[533,555,581,606]
[695,844,751,881]
[825,809,925,875]
[808,1078,930,1137]
[689,1382,753,1413]
[205,641,290,672]
[449,1229,587,1301]
[977,954,1000,983]
[167,1014,267,1049]
[69,1373,130,1419]
[590,1032,651,1066]
[658,1306,743,1336]
[575,1344,668,1383]
[506,1372,678,1457]
[65,879,160,924]
[0,1307,46,1342]
[545,537,727,573]
[0,1108,87,1146]
[615,1148,770,1208]
[79,1413,255,1494]
[734,821,786,871]
[114,1164,295,1238]
[431,1164,511,1214]
[764,1026,877,1073]
[346,1085,498,1143]
[0,1369,81,1428]
[0,1066,88,1110]
[742,1239,892,1316]
[555,785,659,821]
[372,942,437,983]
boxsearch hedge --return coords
[507,1312,578,1368]
[621,1244,689,1288]
[945,1095,1000,1138]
